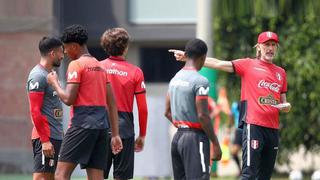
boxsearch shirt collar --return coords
[109,56,126,61]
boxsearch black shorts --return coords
[58,126,109,170]
[32,138,62,173]
[171,128,210,180]
[241,123,279,180]
[104,136,134,179]
[233,128,243,146]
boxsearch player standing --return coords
[27,36,64,180]
[169,31,291,180]
[165,39,222,180]
[100,27,148,180]
[47,24,122,180]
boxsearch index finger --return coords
[168,49,179,53]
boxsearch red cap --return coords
[257,31,279,44]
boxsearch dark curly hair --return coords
[100,28,130,56]
[61,24,88,45]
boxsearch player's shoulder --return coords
[28,65,47,81]
[274,64,286,73]
[193,72,209,85]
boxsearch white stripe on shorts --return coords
[247,124,251,166]
[42,151,45,165]
[199,142,206,172]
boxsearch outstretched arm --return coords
[168,49,234,73]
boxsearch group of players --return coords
[27,24,291,180]
[27,25,147,180]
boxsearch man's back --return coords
[168,67,209,129]
[100,56,146,138]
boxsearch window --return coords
[140,47,184,82]
[129,0,196,24]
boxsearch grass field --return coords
[0,174,294,180]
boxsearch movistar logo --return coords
[141,81,146,89]
[29,81,39,90]
[198,87,209,95]
[68,71,78,80]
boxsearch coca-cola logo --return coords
[258,80,281,93]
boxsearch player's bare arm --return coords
[135,93,148,152]
[47,71,79,106]
[168,49,234,72]
[164,94,173,123]
[196,98,222,161]
[106,83,123,154]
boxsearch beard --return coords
[53,59,61,67]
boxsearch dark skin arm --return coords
[164,94,174,124]
[47,71,78,106]
[196,97,222,161]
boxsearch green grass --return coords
[0,174,292,180]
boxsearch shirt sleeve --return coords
[134,68,146,94]
[281,70,287,93]
[67,61,82,83]
[194,77,210,98]
[27,74,47,93]
[231,58,252,77]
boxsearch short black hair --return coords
[38,36,62,56]
[61,24,88,45]
[184,38,208,59]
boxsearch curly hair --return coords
[61,24,88,45]
[100,28,130,56]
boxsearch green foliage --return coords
[212,0,320,166]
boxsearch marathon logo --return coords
[106,68,128,76]
[54,109,63,120]
[258,94,279,105]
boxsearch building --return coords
[0,0,197,174]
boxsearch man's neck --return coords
[184,60,198,71]
[39,58,53,72]
[76,45,90,59]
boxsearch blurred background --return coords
[0,0,319,179]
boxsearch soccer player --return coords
[100,27,148,180]
[47,24,123,180]
[169,31,291,180]
[26,36,64,180]
[165,39,222,180]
